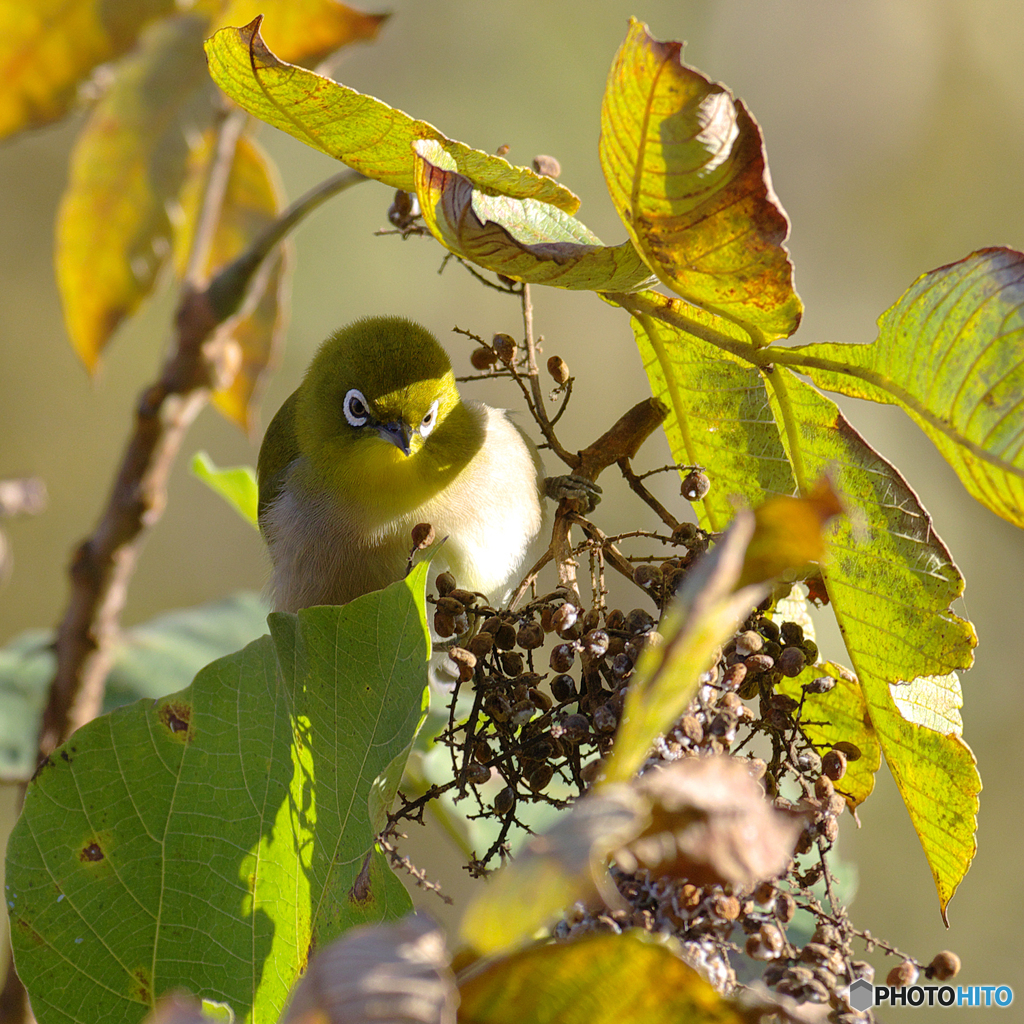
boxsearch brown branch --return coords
[617,457,682,533]
[36,158,368,764]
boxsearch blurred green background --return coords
[2,0,1023,1015]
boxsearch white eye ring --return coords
[343,388,370,427]
[419,399,439,438]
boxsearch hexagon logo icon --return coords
[848,978,874,1012]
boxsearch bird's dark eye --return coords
[419,399,439,438]
[343,388,370,427]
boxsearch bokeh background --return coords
[2,1,1023,1016]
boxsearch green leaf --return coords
[600,19,802,341]
[175,135,289,434]
[6,568,431,1024]
[190,452,259,528]
[57,14,219,368]
[776,660,881,809]
[0,594,269,780]
[0,0,177,138]
[458,931,748,1024]
[412,140,655,292]
[781,247,1024,528]
[203,18,579,211]
[628,303,980,917]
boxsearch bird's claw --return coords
[543,474,602,513]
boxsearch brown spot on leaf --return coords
[80,842,104,862]
[131,967,153,1004]
[158,700,193,741]
[348,852,373,904]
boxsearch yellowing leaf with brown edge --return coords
[413,140,655,292]
[174,133,289,432]
[214,0,387,67]
[0,0,176,138]
[600,19,802,341]
[204,18,579,211]
[459,931,749,1024]
[57,14,219,369]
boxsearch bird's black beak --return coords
[377,420,413,456]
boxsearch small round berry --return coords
[680,468,711,502]
[532,154,562,178]
[821,749,848,781]
[546,355,570,384]
[470,346,498,371]
[926,951,961,981]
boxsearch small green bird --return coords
[257,316,544,612]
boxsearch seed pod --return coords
[482,692,511,723]
[760,923,786,958]
[814,775,835,801]
[774,892,796,923]
[510,700,537,728]
[474,738,492,763]
[447,647,477,682]
[433,609,456,637]
[491,332,516,364]
[800,639,819,663]
[550,673,577,702]
[886,960,918,988]
[821,749,847,781]
[448,588,477,608]
[560,713,590,743]
[625,608,654,635]
[411,522,435,550]
[546,354,570,384]
[592,703,618,733]
[679,714,703,745]
[753,882,775,907]
[632,563,662,591]
[470,346,498,370]
[611,653,633,679]
[480,615,502,636]
[722,662,747,691]
[832,740,862,761]
[495,621,518,651]
[435,572,456,597]
[778,645,806,677]
[735,630,764,657]
[465,763,491,786]
[526,763,554,793]
[499,650,524,675]
[758,618,781,643]
[680,468,711,501]
[550,643,576,672]
[493,786,516,817]
[517,622,545,650]
[804,675,836,695]
[820,816,840,843]
[746,757,768,780]
[797,748,822,773]
[710,894,740,921]
[582,629,610,659]
[579,758,604,785]
[926,951,961,981]
[605,608,625,630]
[779,620,804,645]
[527,686,552,712]
[467,631,494,658]
[551,602,578,635]
[532,154,562,178]
[745,653,775,675]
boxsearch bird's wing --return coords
[257,388,302,527]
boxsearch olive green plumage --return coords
[258,316,543,611]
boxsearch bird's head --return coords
[294,317,481,510]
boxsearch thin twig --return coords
[618,457,682,532]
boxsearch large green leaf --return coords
[204,19,579,212]
[779,247,1024,528]
[56,14,219,368]
[0,0,176,138]
[0,593,268,780]
[627,303,979,918]
[6,569,430,1024]
[412,140,655,292]
[600,19,802,341]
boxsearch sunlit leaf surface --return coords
[786,247,1024,528]
[204,19,579,210]
[600,19,802,340]
[7,571,430,1024]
